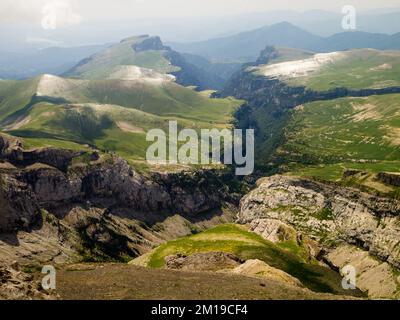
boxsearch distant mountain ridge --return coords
[170,22,400,62]
[0,45,108,80]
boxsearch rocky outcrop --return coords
[249,218,297,243]
[165,252,243,271]
[377,172,400,187]
[325,245,400,299]
[249,218,322,261]
[0,134,23,156]
[131,36,168,52]
[0,173,40,233]
[255,46,280,65]
[15,156,235,214]
[239,174,400,298]
[239,175,400,266]
[1,135,80,172]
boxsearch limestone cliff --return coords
[239,174,400,299]
[0,135,241,264]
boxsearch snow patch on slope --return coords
[253,52,346,79]
[107,65,175,84]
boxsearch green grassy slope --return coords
[144,224,355,295]
[237,48,400,188]
[0,75,238,124]
[85,79,238,122]
[280,94,400,188]
[0,74,242,164]
[0,78,40,122]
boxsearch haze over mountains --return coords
[2,20,400,80]
[0,44,108,80]
[170,22,400,62]
[2,8,400,49]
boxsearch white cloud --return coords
[0,0,81,28]
[41,1,82,30]
[0,0,399,26]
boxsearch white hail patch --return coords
[107,65,175,84]
[254,52,345,79]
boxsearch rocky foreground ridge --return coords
[1,132,400,299]
[239,175,400,299]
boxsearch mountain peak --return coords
[271,21,297,29]
[131,36,169,52]
[119,35,168,52]
[268,21,314,35]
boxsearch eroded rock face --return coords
[23,165,81,204]
[249,219,322,261]
[249,218,297,243]
[1,152,231,223]
[325,245,400,299]
[0,174,39,233]
[0,140,240,264]
[239,175,400,299]
[240,175,400,267]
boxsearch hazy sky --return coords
[1,0,399,48]
[1,0,399,27]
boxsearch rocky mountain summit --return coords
[239,175,400,299]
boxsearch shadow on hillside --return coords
[110,206,228,227]
[50,201,231,231]
[0,232,20,246]
[0,214,44,246]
